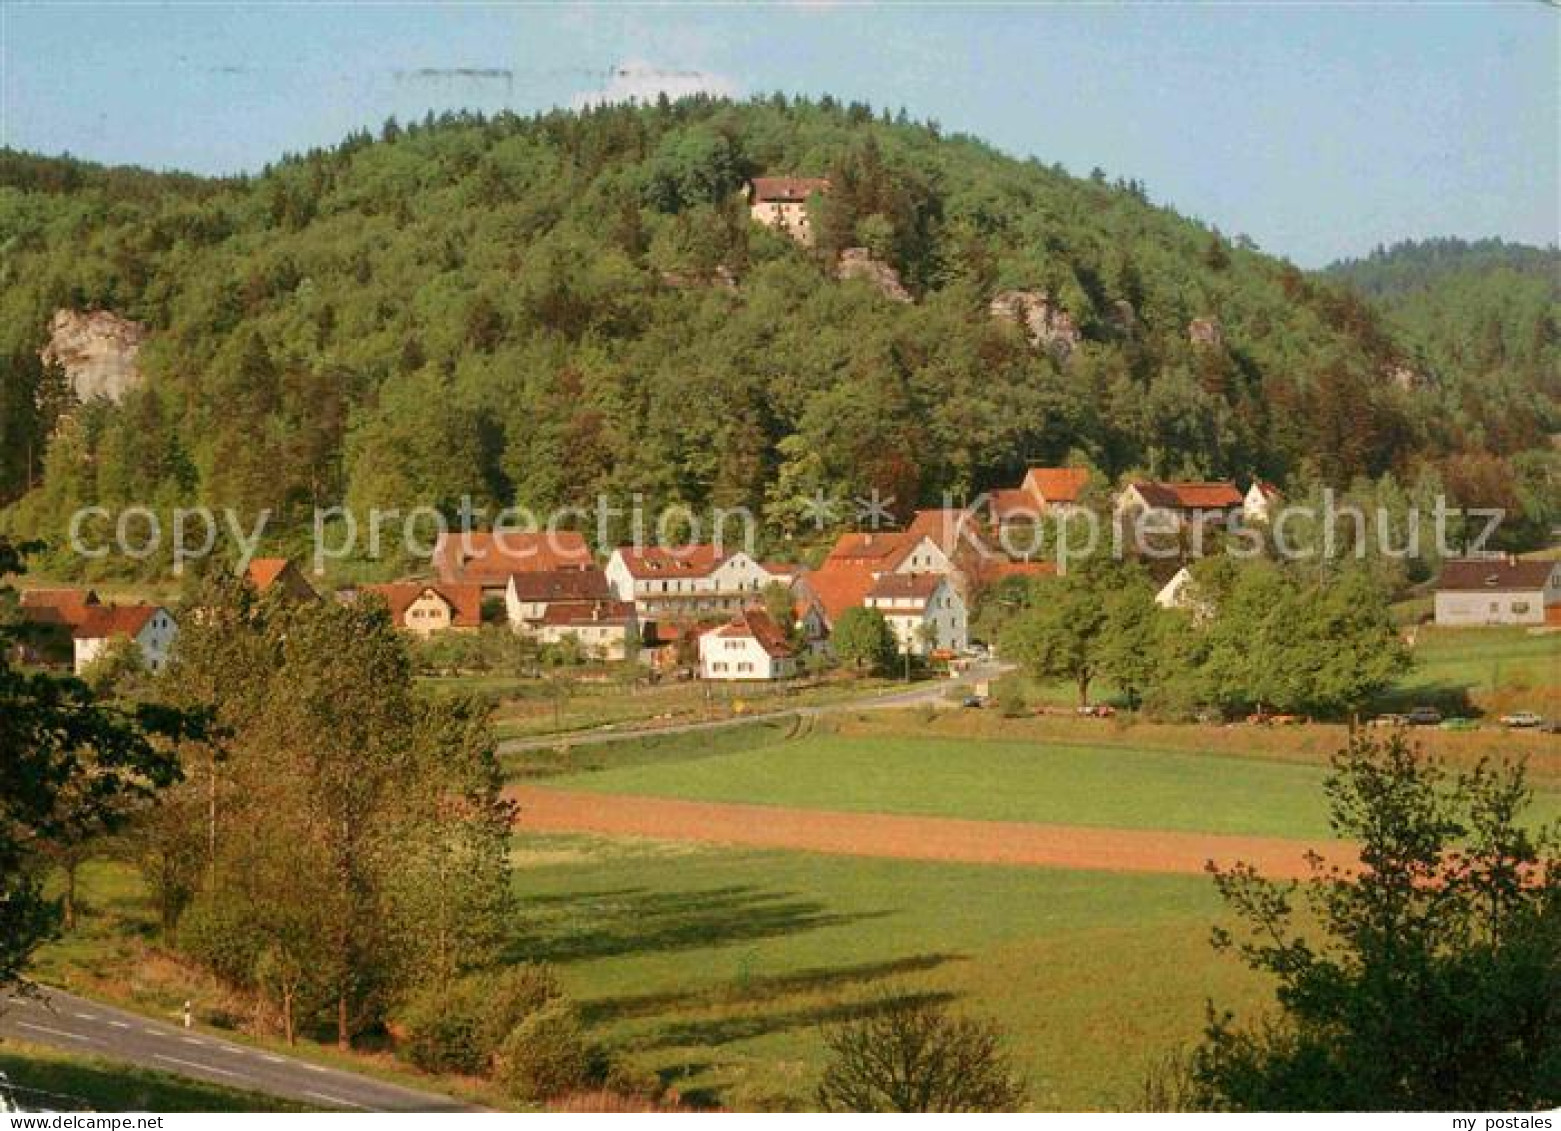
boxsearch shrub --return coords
[816,995,1026,1112]
[495,1001,600,1104]
[176,899,262,987]
[397,964,564,1076]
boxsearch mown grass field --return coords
[1390,626,1559,715]
[544,729,1561,839]
[511,831,1265,1110]
[0,1040,310,1112]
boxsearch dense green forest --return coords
[1,97,1555,575]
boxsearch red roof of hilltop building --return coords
[1022,467,1090,505]
[507,567,613,603]
[361,582,484,628]
[72,604,163,641]
[1436,558,1560,593]
[1128,481,1244,510]
[612,544,729,580]
[19,588,101,629]
[705,608,794,658]
[749,176,830,203]
[434,531,594,584]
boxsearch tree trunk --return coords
[1077,674,1091,707]
[337,992,349,1051]
[63,860,78,930]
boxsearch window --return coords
[1512,601,1530,614]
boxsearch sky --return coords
[2,2,1556,267]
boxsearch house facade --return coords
[699,608,797,681]
[605,546,776,620]
[433,530,596,599]
[1433,558,1561,627]
[362,582,484,636]
[72,605,178,674]
[531,600,639,661]
[747,177,829,245]
[864,573,968,656]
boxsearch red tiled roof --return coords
[866,573,945,602]
[750,176,830,203]
[979,559,1057,584]
[508,567,612,603]
[1128,481,1244,510]
[245,557,291,590]
[537,599,636,627]
[19,588,100,628]
[612,544,731,580]
[989,488,1043,522]
[1436,558,1559,593]
[433,531,593,584]
[361,582,485,628]
[1021,467,1089,505]
[799,561,880,624]
[904,509,989,557]
[72,604,164,640]
[1249,481,1283,501]
[825,532,915,567]
[706,607,795,658]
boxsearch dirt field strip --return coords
[507,786,1354,880]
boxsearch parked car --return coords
[1367,713,1409,728]
[1439,717,1479,732]
[961,695,988,709]
[1499,711,1543,729]
[1269,713,1307,726]
[1077,703,1116,718]
[1540,720,1561,735]
[1406,706,1443,726]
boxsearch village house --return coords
[798,528,966,642]
[699,607,798,681]
[1154,566,1200,611]
[1243,482,1283,524]
[863,573,968,656]
[361,581,484,637]
[747,176,829,245]
[72,604,178,675]
[987,467,1092,558]
[433,530,596,600]
[605,545,776,620]
[1115,480,1245,531]
[244,557,318,600]
[530,600,639,662]
[17,588,102,665]
[1433,557,1561,627]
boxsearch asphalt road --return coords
[497,661,1007,754]
[0,987,477,1112]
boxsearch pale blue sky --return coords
[2,2,1556,266]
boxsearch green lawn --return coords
[512,831,1266,1110]
[0,1041,310,1112]
[1392,626,1559,711]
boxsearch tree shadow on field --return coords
[581,952,963,1024]
[507,883,890,963]
[643,988,957,1050]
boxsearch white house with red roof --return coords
[863,573,968,656]
[433,530,596,600]
[747,176,830,245]
[360,582,484,636]
[72,604,178,675]
[605,545,776,620]
[1434,557,1561,627]
[699,608,797,681]
[1242,481,1283,524]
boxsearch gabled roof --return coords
[611,544,728,579]
[977,559,1057,584]
[1021,467,1090,505]
[507,567,612,603]
[1436,558,1559,593]
[866,573,945,605]
[1127,481,1244,510]
[989,488,1043,522]
[1247,480,1283,501]
[825,531,916,567]
[72,604,165,640]
[799,561,880,624]
[749,176,830,203]
[244,557,317,599]
[904,509,988,557]
[537,599,637,627]
[705,607,795,658]
[433,531,594,584]
[362,582,484,628]
[19,587,101,628]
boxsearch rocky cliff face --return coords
[1187,316,1224,347]
[39,309,148,404]
[836,248,912,303]
[989,290,1081,361]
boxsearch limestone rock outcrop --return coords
[40,309,148,403]
[989,289,1081,361]
[836,248,912,303]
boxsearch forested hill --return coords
[0,97,1555,570]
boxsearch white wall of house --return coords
[403,591,459,636]
[1434,589,1549,627]
[707,552,773,595]
[606,549,777,617]
[699,632,795,681]
[891,537,953,576]
[866,580,967,655]
[1155,567,1195,610]
[535,622,635,662]
[1243,484,1274,523]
